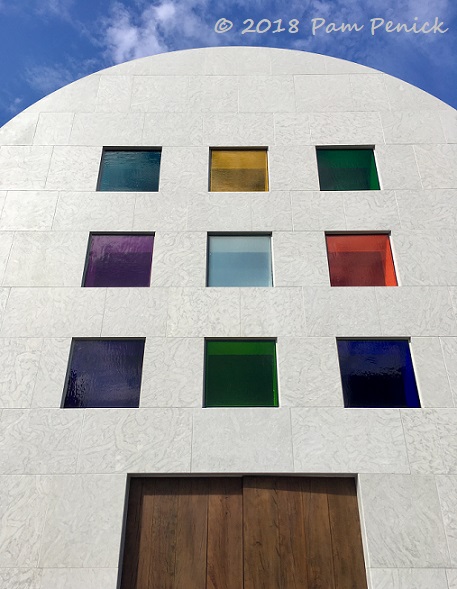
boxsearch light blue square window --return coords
[207,235,272,287]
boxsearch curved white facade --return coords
[0,46,456,589]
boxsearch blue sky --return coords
[0,0,455,127]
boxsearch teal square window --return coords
[205,340,278,407]
[317,148,380,191]
[98,149,161,191]
[207,235,272,287]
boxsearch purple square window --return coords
[83,234,154,287]
[63,339,145,408]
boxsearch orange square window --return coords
[326,234,397,286]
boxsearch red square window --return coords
[326,234,397,286]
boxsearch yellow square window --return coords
[210,149,268,191]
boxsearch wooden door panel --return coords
[174,478,209,589]
[207,478,243,589]
[275,478,309,589]
[305,478,336,589]
[327,478,368,589]
[244,477,313,589]
[139,478,179,589]
[120,476,367,589]
[243,477,282,589]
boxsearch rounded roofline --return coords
[0,45,454,139]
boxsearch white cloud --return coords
[36,0,75,18]
[0,0,75,19]
[104,2,167,63]
[289,0,453,23]
[24,64,75,94]
[7,97,23,115]
[404,0,451,20]
[102,0,219,64]
[23,56,98,95]
[154,1,176,23]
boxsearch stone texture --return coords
[0,338,42,408]
[38,474,126,568]
[359,474,449,568]
[78,409,192,473]
[0,191,58,231]
[292,409,409,473]
[0,409,82,474]
[0,46,455,588]
[192,408,293,472]
[369,568,449,589]
[0,475,51,567]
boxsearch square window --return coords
[326,234,397,286]
[207,235,272,287]
[205,340,278,407]
[63,339,145,408]
[317,148,380,191]
[98,149,161,191]
[337,339,420,408]
[210,149,268,191]
[83,234,154,287]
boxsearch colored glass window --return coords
[83,234,154,287]
[207,235,272,287]
[63,339,145,408]
[317,148,380,191]
[98,150,161,191]
[210,149,268,191]
[326,234,397,287]
[337,339,420,408]
[205,340,278,407]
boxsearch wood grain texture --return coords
[306,478,336,589]
[276,477,308,589]
[243,476,281,589]
[140,478,178,589]
[207,478,243,589]
[120,476,368,589]
[174,478,209,589]
[327,478,368,589]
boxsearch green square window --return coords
[205,340,278,407]
[98,149,161,191]
[317,148,380,191]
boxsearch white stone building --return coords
[0,46,456,589]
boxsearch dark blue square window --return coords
[337,339,420,408]
[63,339,145,408]
[98,149,161,191]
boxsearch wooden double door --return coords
[121,477,367,589]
